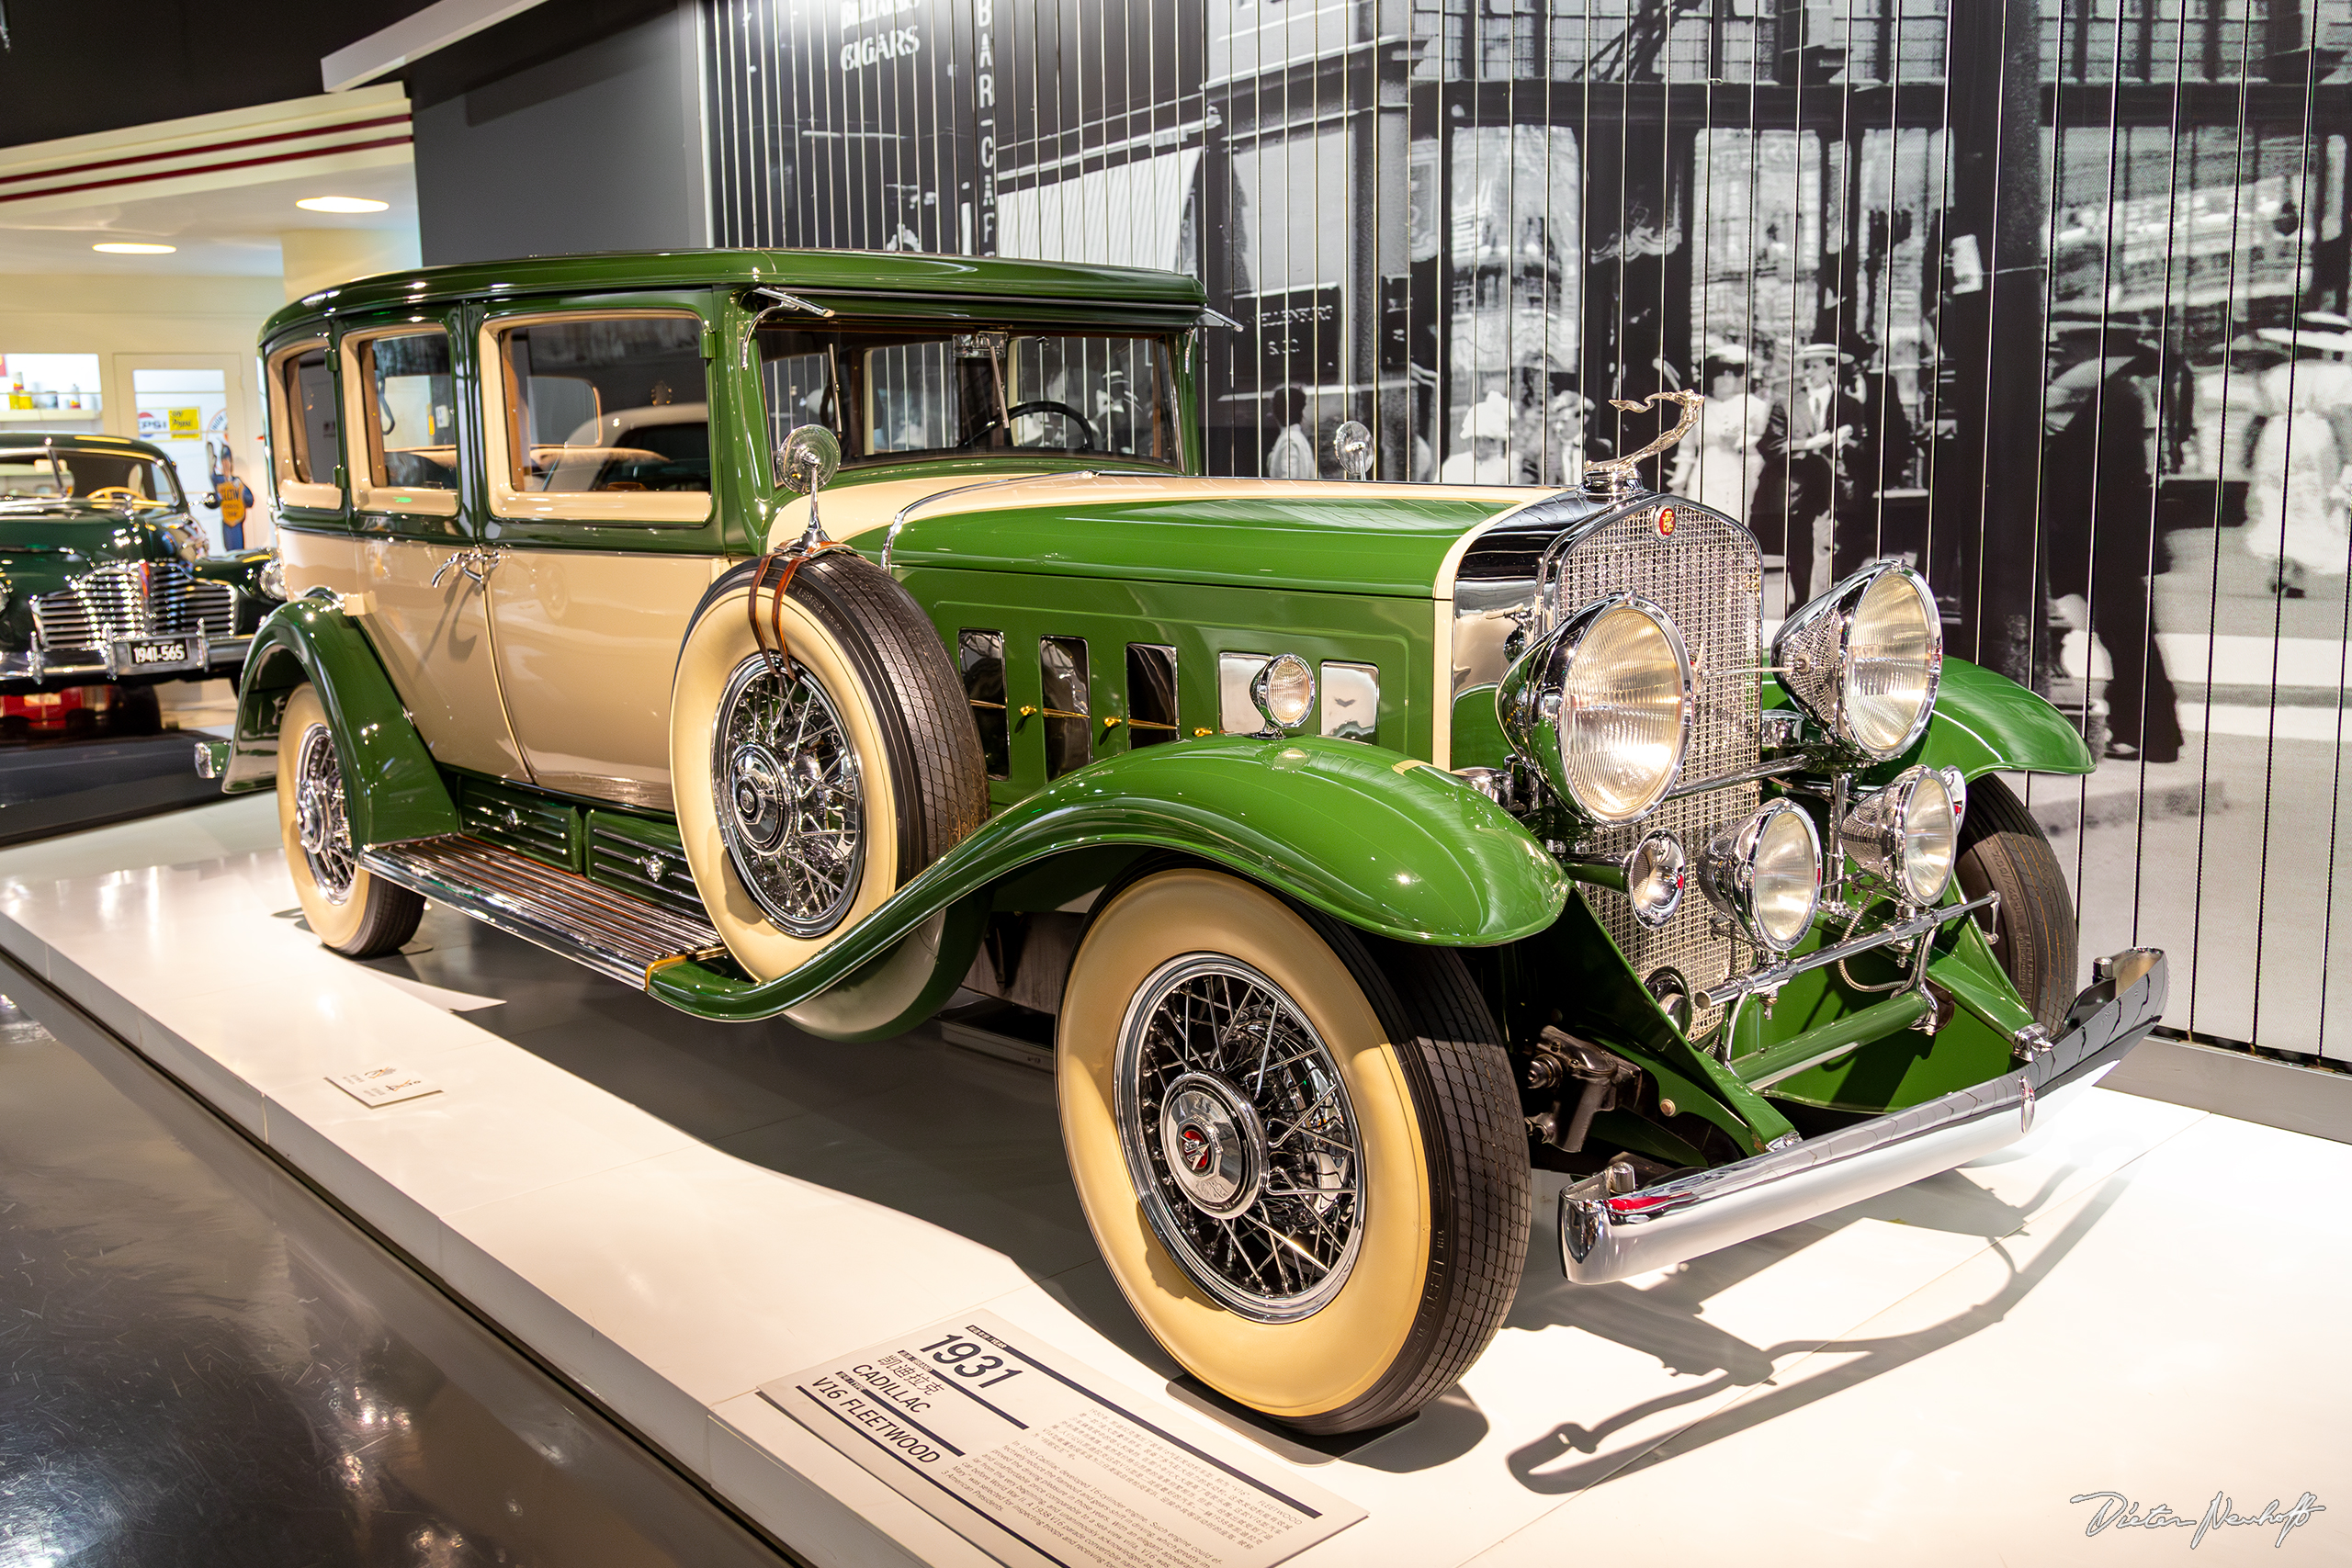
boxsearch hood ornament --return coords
[1580,389,1705,502]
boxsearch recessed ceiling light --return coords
[296,196,390,214]
[92,242,175,254]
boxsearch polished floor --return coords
[2,800,2348,1566]
[0,984,797,1567]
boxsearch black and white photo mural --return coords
[707,0,2352,1066]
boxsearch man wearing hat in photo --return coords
[2041,310,2183,763]
[1441,390,1518,484]
[1756,342,1860,605]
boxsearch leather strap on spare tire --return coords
[674,549,989,980]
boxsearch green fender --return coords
[1767,657,2094,783]
[220,593,459,849]
[651,735,1571,1023]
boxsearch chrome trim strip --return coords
[361,834,721,990]
[1662,753,1810,801]
[1694,890,1998,1009]
[1560,951,2166,1285]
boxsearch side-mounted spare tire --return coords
[671,549,989,983]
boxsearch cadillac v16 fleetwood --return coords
[203,250,2165,1435]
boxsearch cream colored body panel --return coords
[486,549,730,808]
[763,472,1544,551]
[279,530,529,780]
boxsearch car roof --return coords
[0,431,172,462]
[264,247,1209,342]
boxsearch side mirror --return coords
[774,423,841,495]
[1332,420,1374,481]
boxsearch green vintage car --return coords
[0,431,282,698]
[205,251,2165,1436]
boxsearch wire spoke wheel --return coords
[1114,954,1365,1322]
[291,723,356,906]
[712,654,865,937]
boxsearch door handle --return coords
[430,547,504,589]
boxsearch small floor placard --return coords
[326,1065,442,1108]
[761,1311,1363,1568]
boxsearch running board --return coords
[361,834,725,989]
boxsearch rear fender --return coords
[650,735,1570,1025]
[222,593,458,848]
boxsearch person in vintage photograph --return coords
[2242,328,2352,598]
[1669,346,1769,528]
[1441,390,1517,483]
[1756,343,1860,605]
[1264,384,1317,479]
[2042,318,2184,763]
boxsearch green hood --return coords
[0,512,187,597]
[888,482,1530,598]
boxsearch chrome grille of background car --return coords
[30,562,236,649]
[1551,504,1765,1038]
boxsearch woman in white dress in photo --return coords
[1669,347,1770,527]
[2243,349,2352,598]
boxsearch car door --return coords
[333,307,528,781]
[475,296,732,810]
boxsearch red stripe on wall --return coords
[0,134,414,207]
[0,114,412,190]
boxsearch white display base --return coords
[2,798,2346,1568]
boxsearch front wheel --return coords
[277,682,423,958]
[1057,867,1530,1434]
[1953,773,2079,1030]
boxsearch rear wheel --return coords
[277,683,422,958]
[1953,773,2078,1029]
[1058,867,1530,1434]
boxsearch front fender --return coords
[651,736,1569,1022]
[222,594,458,849]
[1767,657,2095,782]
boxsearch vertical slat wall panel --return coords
[701,0,2352,1065]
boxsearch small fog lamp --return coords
[1701,799,1823,953]
[1839,765,1966,905]
[1624,831,1688,929]
[1250,653,1316,733]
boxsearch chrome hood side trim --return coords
[1560,949,2167,1285]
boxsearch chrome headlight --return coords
[1700,799,1823,953]
[1497,593,1692,824]
[1772,562,1942,759]
[1840,765,1967,905]
[257,552,288,601]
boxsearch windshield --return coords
[756,324,1182,470]
[0,446,184,510]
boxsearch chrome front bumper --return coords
[0,634,248,686]
[1560,949,2166,1285]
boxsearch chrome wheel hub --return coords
[712,655,864,937]
[1114,954,1364,1322]
[1157,1073,1265,1216]
[291,723,356,906]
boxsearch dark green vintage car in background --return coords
[202,249,2167,1436]
[0,432,282,713]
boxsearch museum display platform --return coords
[1,797,2344,1567]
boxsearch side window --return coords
[960,630,1010,779]
[1125,644,1180,749]
[1040,636,1091,779]
[488,313,711,525]
[350,329,458,501]
[267,340,343,511]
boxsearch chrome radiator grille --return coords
[1551,504,1765,1037]
[31,562,235,649]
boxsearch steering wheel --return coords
[956,400,1099,453]
[85,486,140,502]
[1008,400,1097,452]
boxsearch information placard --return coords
[762,1311,1364,1568]
[326,1065,442,1108]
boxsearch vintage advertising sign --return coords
[762,1311,1364,1568]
